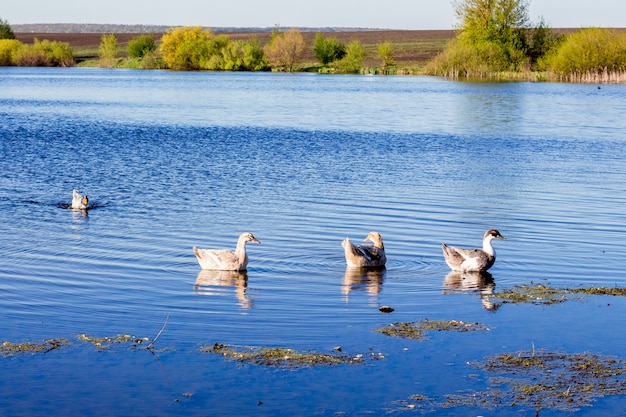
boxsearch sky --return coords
[4,0,626,30]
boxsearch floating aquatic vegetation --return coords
[493,284,571,305]
[391,394,437,412]
[493,284,626,306]
[0,339,70,357]
[568,286,626,296]
[440,350,626,413]
[78,334,149,350]
[374,319,489,340]
[201,343,370,368]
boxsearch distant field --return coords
[14,30,457,67]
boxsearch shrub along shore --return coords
[5,27,626,83]
[12,29,455,74]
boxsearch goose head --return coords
[484,229,506,242]
[240,232,261,245]
[363,232,384,248]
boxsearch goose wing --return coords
[442,244,492,271]
[359,245,384,262]
[193,247,239,270]
[342,238,386,267]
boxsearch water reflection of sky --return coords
[3,68,625,139]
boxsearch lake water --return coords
[1,67,626,416]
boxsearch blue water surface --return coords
[1,67,626,416]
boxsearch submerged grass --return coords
[202,343,370,368]
[374,319,489,340]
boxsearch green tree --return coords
[337,40,364,73]
[159,26,213,70]
[128,34,156,59]
[240,37,267,71]
[0,17,15,40]
[454,0,530,70]
[429,0,547,76]
[263,28,305,72]
[455,0,529,45]
[526,17,562,69]
[377,41,395,68]
[99,33,119,68]
[313,33,346,66]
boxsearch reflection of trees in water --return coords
[194,270,252,309]
[342,267,385,305]
[443,270,499,311]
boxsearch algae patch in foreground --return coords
[202,343,375,368]
[439,350,626,413]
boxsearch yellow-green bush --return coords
[426,38,525,77]
[159,26,214,70]
[0,38,21,65]
[546,28,626,82]
[11,39,74,67]
[159,26,267,71]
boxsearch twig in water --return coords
[147,314,169,350]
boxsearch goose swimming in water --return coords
[342,232,387,268]
[441,229,506,272]
[70,189,89,210]
[193,232,261,271]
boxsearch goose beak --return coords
[251,238,261,244]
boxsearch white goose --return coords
[193,232,261,271]
[70,189,89,210]
[342,231,387,268]
[441,229,506,272]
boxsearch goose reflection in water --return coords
[193,270,252,309]
[71,208,89,222]
[443,270,500,311]
[342,267,386,305]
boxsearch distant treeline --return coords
[12,23,380,34]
